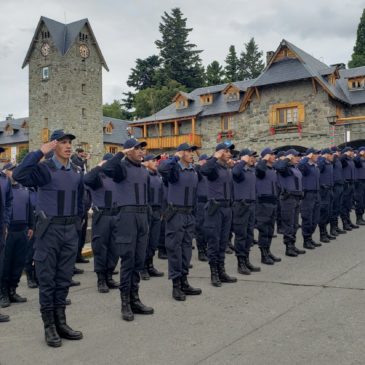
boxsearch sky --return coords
[0,0,364,120]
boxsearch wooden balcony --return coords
[140,134,202,150]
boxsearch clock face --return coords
[79,45,90,59]
[40,42,50,56]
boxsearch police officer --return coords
[317,149,335,243]
[330,146,347,235]
[275,151,286,235]
[12,130,84,347]
[354,147,365,225]
[340,147,359,231]
[101,139,154,321]
[201,141,237,287]
[0,163,33,307]
[195,154,209,262]
[298,148,322,249]
[232,149,261,275]
[84,153,120,294]
[140,154,164,280]
[158,143,202,300]
[255,148,281,264]
[275,149,305,257]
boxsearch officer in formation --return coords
[354,147,365,225]
[12,130,84,347]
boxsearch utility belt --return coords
[334,182,344,186]
[197,196,208,203]
[232,199,255,216]
[164,204,193,222]
[303,189,318,193]
[344,180,354,187]
[119,205,148,214]
[8,223,28,232]
[151,205,162,212]
[205,199,231,217]
[280,191,303,200]
[320,185,333,191]
[257,195,277,204]
[93,206,120,216]
[50,216,79,225]
[233,199,255,205]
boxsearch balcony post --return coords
[143,124,147,138]
[174,120,178,147]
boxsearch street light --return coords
[326,115,338,125]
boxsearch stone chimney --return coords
[266,51,275,65]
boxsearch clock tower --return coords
[22,16,109,165]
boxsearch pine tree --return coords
[239,38,264,80]
[349,9,365,68]
[206,61,225,86]
[155,8,205,89]
[224,45,240,82]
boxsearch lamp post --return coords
[327,115,338,147]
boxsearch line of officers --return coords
[1,128,365,348]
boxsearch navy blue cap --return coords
[276,151,286,158]
[330,146,340,152]
[239,148,257,157]
[260,147,276,157]
[305,148,320,155]
[321,148,333,155]
[144,154,161,162]
[342,146,353,153]
[102,153,114,161]
[3,162,16,170]
[50,129,76,141]
[198,154,209,161]
[215,141,235,151]
[124,138,147,149]
[177,143,198,152]
[285,149,300,157]
[0,147,4,153]
[358,146,365,153]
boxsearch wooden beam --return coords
[159,122,163,137]
[312,78,317,94]
[254,87,260,101]
[337,116,365,122]
[192,117,196,135]
[174,120,178,135]
[143,124,147,138]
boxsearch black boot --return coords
[335,221,346,234]
[121,292,134,321]
[147,258,164,277]
[342,218,352,231]
[320,226,330,242]
[218,263,237,283]
[293,245,306,255]
[41,311,62,347]
[73,267,84,275]
[349,219,359,229]
[197,247,208,262]
[172,278,186,301]
[158,248,168,260]
[285,244,298,257]
[325,226,336,240]
[0,312,9,322]
[303,238,315,250]
[209,264,222,287]
[225,244,234,254]
[330,223,339,236]
[130,290,154,314]
[268,248,282,262]
[140,266,150,281]
[181,275,202,295]
[310,238,322,247]
[237,256,251,275]
[260,247,274,265]
[106,270,120,288]
[356,214,365,225]
[244,252,261,272]
[26,270,38,289]
[97,273,109,293]
[54,307,83,340]
[70,279,80,287]
[0,289,10,308]
[76,255,89,264]
[9,288,27,303]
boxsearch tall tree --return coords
[155,8,205,89]
[103,100,132,120]
[349,9,365,68]
[206,61,225,86]
[239,38,264,80]
[224,45,240,82]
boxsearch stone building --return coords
[132,40,365,154]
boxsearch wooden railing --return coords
[140,134,202,150]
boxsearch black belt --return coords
[151,205,161,211]
[257,195,277,204]
[173,206,193,214]
[320,185,333,190]
[303,189,318,193]
[214,200,231,208]
[93,207,120,216]
[50,216,78,225]
[233,199,255,204]
[197,196,208,203]
[9,223,28,232]
[334,182,344,186]
[119,206,148,213]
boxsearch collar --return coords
[52,155,71,170]
[178,161,194,170]
[126,157,141,167]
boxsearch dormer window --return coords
[173,92,192,110]
[104,122,113,134]
[348,77,365,90]
[222,84,241,102]
[200,94,213,106]
[5,124,13,136]
[41,31,50,40]
[79,32,88,42]
[226,92,239,102]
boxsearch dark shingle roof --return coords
[340,66,365,79]
[22,16,109,70]
[101,116,141,144]
[0,118,29,145]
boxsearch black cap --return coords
[144,154,161,162]
[215,141,235,151]
[330,146,340,152]
[50,129,76,141]
[285,149,300,157]
[321,148,333,155]
[239,148,257,157]
[305,148,320,155]
[123,138,147,149]
[102,153,114,161]
[342,146,353,153]
[177,143,198,152]
[260,147,276,157]
[198,154,209,161]
[276,151,286,158]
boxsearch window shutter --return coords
[269,106,277,126]
[298,104,305,123]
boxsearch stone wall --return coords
[28,24,104,166]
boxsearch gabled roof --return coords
[22,16,109,70]
[172,91,194,102]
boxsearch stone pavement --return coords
[1,225,365,365]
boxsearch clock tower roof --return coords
[22,16,109,71]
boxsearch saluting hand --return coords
[40,140,58,155]
[214,149,225,159]
[175,151,184,159]
[121,147,134,154]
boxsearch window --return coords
[104,125,113,134]
[109,146,118,154]
[41,31,50,40]
[41,128,49,143]
[348,77,365,90]
[5,126,13,136]
[82,108,86,118]
[176,99,187,109]
[200,94,213,105]
[221,115,232,131]
[277,107,298,126]
[79,33,88,42]
[226,92,239,102]
[42,67,49,80]
[43,93,48,102]
[82,84,86,94]
[269,102,304,128]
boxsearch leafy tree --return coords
[155,8,205,89]
[206,61,225,86]
[349,9,365,68]
[103,100,132,120]
[16,148,28,163]
[134,80,186,118]
[224,45,240,82]
[239,38,264,80]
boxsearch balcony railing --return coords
[140,134,202,150]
